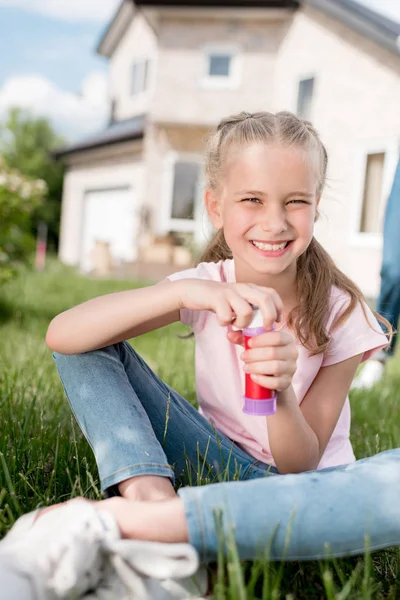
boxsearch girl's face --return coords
[206,142,320,285]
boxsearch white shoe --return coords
[0,500,207,600]
[0,499,120,599]
[87,540,208,599]
[351,360,385,390]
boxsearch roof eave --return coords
[135,0,298,5]
[304,0,400,55]
[54,126,145,160]
[97,0,135,58]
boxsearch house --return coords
[56,0,400,296]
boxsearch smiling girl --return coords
[40,111,398,565]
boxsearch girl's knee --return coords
[52,345,116,369]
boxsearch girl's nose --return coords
[260,207,288,234]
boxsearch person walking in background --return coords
[352,155,400,389]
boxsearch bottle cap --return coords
[249,306,264,329]
[246,306,276,332]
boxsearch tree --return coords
[0,108,65,251]
[0,158,46,282]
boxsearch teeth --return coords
[252,241,288,251]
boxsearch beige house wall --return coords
[274,5,400,297]
[142,122,211,246]
[151,14,289,124]
[59,143,144,267]
[109,13,158,121]
[61,4,400,292]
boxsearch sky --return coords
[0,0,398,142]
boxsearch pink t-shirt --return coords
[168,259,388,470]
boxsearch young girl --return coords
[40,111,400,566]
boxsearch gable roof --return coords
[54,116,145,158]
[97,0,400,58]
[305,0,400,55]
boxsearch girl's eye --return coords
[288,199,308,205]
[243,198,261,204]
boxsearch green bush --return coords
[0,158,46,282]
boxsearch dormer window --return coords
[208,53,232,78]
[201,45,241,89]
[131,59,149,96]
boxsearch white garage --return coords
[80,186,139,272]
[56,117,145,273]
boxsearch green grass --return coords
[0,260,399,599]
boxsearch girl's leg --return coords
[100,449,400,562]
[53,342,270,498]
[179,448,400,561]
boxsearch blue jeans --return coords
[54,342,400,563]
[377,157,400,356]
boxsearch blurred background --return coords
[0,0,399,294]
[1,5,400,594]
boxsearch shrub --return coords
[0,158,46,282]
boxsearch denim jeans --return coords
[376,157,400,356]
[54,342,400,563]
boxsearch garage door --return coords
[80,187,138,273]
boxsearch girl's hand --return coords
[239,330,298,392]
[178,279,283,330]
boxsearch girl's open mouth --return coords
[250,240,292,257]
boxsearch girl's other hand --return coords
[178,279,283,331]
[239,330,298,392]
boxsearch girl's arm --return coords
[46,280,182,355]
[47,279,285,356]
[267,353,363,473]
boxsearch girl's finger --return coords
[241,345,289,363]
[263,287,284,322]
[249,373,292,392]
[234,284,282,329]
[214,298,236,326]
[225,291,254,329]
[243,360,288,376]
[257,295,281,330]
[254,287,284,326]
[248,330,295,348]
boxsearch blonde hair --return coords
[198,111,393,356]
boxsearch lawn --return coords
[0,261,399,599]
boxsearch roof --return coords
[134,0,297,6]
[98,0,400,58]
[54,115,145,158]
[62,0,399,158]
[305,0,400,54]
[97,0,135,57]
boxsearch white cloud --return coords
[0,0,120,23]
[0,72,109,141]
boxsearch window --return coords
[131,59,149,96]
[360,152,385,233]
[208,53,232,78]
[297,77,315,120]
[161,154,203,235]
[171,161,200,221]
[201,46,241,89]
[350,140,398,248]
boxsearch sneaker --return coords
[351,360,385,390]
[0,500,207,600]
[0,499,120,599]
[88,540,208,599]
